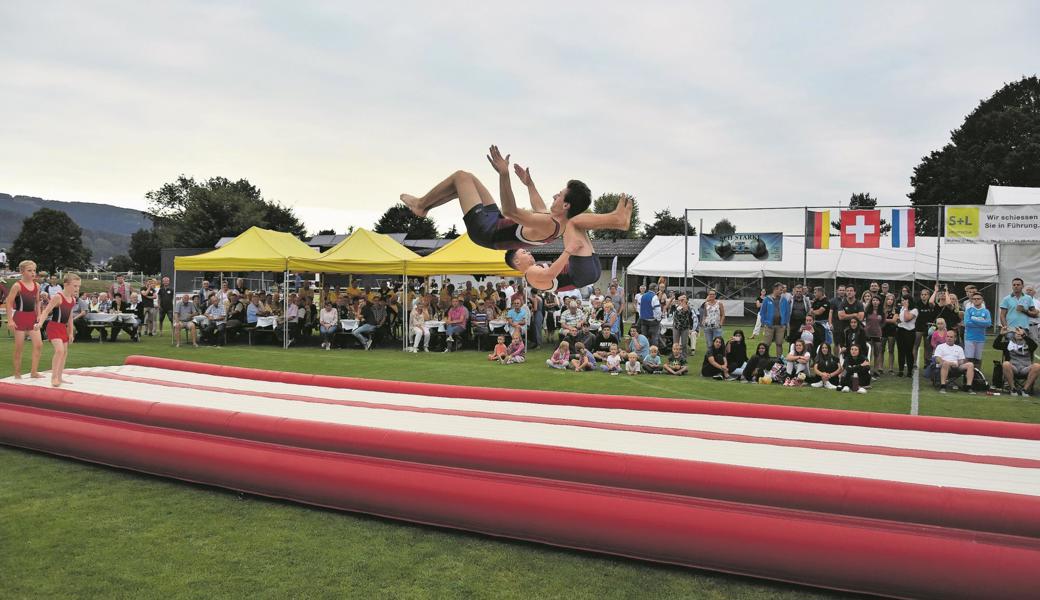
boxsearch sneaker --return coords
[939,385,948,394]
[810,381,824,388]
[446,336,454,342]
[824,381,838,390]
[713,374,724,380]
[857,388,868,394]
[423,347,429,352]
[968,390,977,395]
[841,386,850,393]
[364,339,372,350]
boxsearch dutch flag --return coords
[892,208,916,248]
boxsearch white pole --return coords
[401,270,408,351]
[283,268,289,349]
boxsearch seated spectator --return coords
[570,341,596,372]
[840,343,872,393]
[546,340,571,369]
[505,297,528,339]
[352,298,378,350]
[808,343,842,390]
[627,326,650,363]
[444,297,470,351]
[470,300,491,343]
[932,329,974,393]
[372,296,392,342]
[994,326,1039,396]
[795,314,825,356]
[591,327,621,362]
[642,345,663,374]
[500,330,526,364]
[200,295,227,345]
[702,336,729,379]
[742,343,775,383]
[625,352,642,375]
[319,301,339,350]
[408,302,431,352]
[225,292,247,340]
[725,330,748,380]
[172,294,199,348]
[72,291,91,340]
[841,316,869,358]
[489,335,508,361]
[560,301,586,347]
[665,342,689,376]
[108,293,137,342]
[600,344,623,374]
[783,339,812,385]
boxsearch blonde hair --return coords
[558,340,570,350]
[18,259,36,272]
[64,272,81,284]
[934,318,946,329]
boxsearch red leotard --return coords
[12,281,39,332]
[45,293,76,343]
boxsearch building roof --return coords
[529,237,651,259]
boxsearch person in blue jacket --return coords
[759,283,791,358]
[963,291,992,365]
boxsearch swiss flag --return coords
[840,210,881,248]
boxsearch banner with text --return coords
[699,233,784,261]
[945,205,1040,244]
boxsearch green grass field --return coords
[1,327,1037,599]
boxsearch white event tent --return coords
[628,235,998,283]
[987,186,1040,292]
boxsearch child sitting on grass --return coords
[600,343,623,374]
[625,352,642,375]
[643,345,662,374]
[570,341,597,372]
[488,335,508,361]
[501,331,526,364]
[664,342,688,376]
[546,340,571,369]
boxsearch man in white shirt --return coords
[501,280,516,302]
[0,248,8,272]
[1026,285,1040,343]
[932,329,975,393]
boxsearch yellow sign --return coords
[946,206,980,239]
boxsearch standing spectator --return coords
[881,293,899,375]
[834,286,864,350]
[785,285,811,343]
[896,295,918,377]
[811,286,833,349]
[196,280,213,307]
[912,287,936,374]
[633,284,646,326]
[157,276,175,335]
[932,330,975,394]
[108,274,132,302]
[829,284,847,332]
[140,278,158,336]
[672,294,696,355]
[752,288,767,338]
[963,292,992,366]
[758,283,790,358]
[42,274,64,297]
[994,326,1039,396]
[352,298,378,350]
[934,288,963,342]
[607,284,625,323]
[529,291,544,349]
[1000,277,1038,331]
[0,247,7,272]
[543,292,560,343]
[864,296,884,377]
[639,283,663,348]
[602,299,621,339]
[700,289,725,348]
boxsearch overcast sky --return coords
[2,1,1037,235]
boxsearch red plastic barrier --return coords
[1,403,1037,600]
[2,380,1039,539]
[123,355,1040,440]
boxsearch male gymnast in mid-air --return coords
[401,145,632,291]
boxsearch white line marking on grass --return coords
[910,371,920,416]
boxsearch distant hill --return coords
[0,193,152,262]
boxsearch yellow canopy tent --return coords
[174,226,319,272]
[406,233,520,276]
[287,228,419,274]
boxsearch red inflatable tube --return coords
[123,355,1040,440]
[2,381,1039,539]
[1,403,1038,600]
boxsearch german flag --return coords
[806,210,830,249]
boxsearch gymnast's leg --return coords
[401,171,494,217]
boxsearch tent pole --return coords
[935,205,942,283]
[802,207,808,287]
[283,268,289,349]
[683,209,689,292]
[402,269,408,351]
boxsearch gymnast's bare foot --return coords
[60,378,73,385]
[30,372,44,379]
[401,194,427,218]
[12,373,22,380]
[614,194,633,228]
[51,379,62,388]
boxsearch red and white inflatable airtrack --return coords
[1,356,1038,599]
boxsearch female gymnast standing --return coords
[5,259,43,379]
[36,272,81,387]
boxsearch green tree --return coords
[442,224,460,239]
[643,209,694,238]
[9,208,91,272]
[909,76,1040,235]
[589,193,640,240]
[145,175,307,247]
[107,254,135,272]
[315,229,337,236]
[710,218,736,236]
[830,193,892,236]
[373,204,439,239]
[128,228,163,275]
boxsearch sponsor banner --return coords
[946,205,1040,244]
[700,233,783,261]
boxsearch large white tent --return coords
[987,186,1040,292]
[628,235,998,282]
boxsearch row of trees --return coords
[7,76,1035,274]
